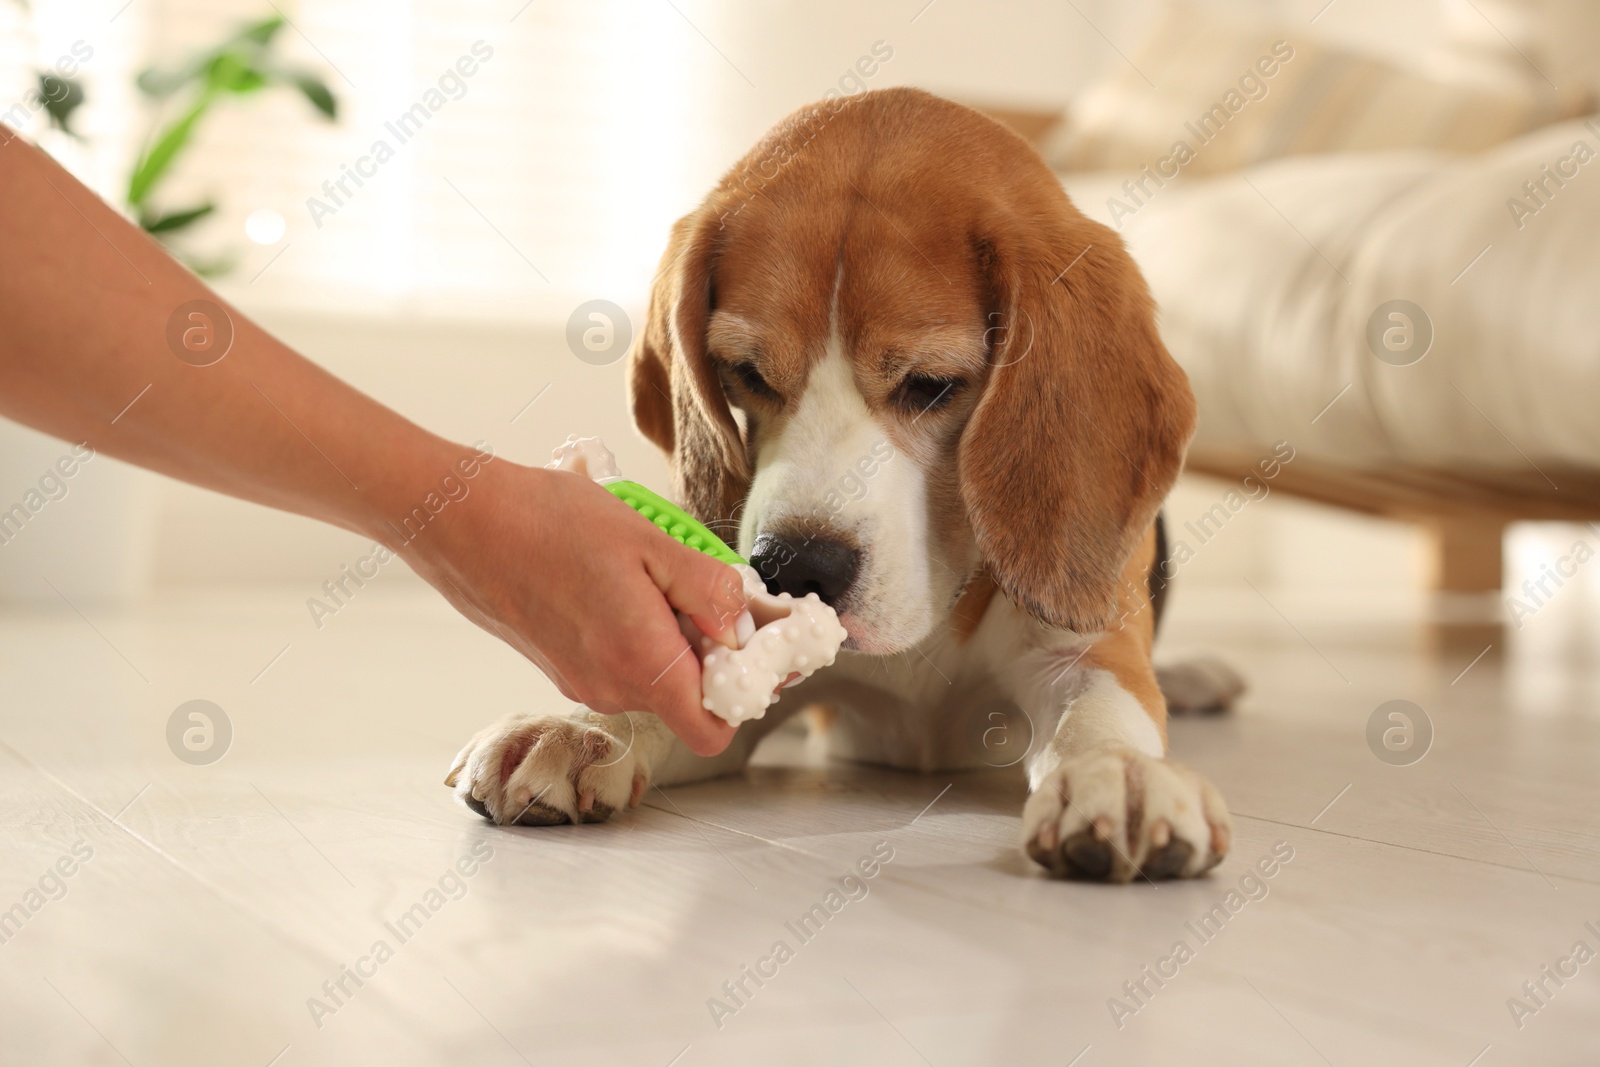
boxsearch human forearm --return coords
[0,128,745,756]
[0,130,454,541]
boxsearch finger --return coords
[646,541,749,652]
[644,642,736,756]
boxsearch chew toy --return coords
[546,435,847,725]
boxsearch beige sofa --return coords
[978,0,1600,591]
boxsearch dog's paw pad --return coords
[1063,823,1116,880]
[1021,748,1230,882]
[446,712,641,826]
[1141,833,1195,880]
[512,800,572,827]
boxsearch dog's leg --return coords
[1018,666,1231,881]
[445,703,796,826]
[1156,656,1247,715]
[1017,534,1232,881]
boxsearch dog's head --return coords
[629,88,1195,654]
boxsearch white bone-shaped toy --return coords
[546,435,847,725]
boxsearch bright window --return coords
[4,0,718,322]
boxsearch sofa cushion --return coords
[1062,115,1600,472]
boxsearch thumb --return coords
[646,539,752,651]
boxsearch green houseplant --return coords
[130,14,338,274]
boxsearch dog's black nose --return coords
[749,533,859,607]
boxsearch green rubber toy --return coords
[605,480,746,566]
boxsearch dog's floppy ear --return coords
[960,212,1196,634]
[627,209,751,524]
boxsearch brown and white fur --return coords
[447,88,1237,882]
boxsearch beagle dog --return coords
[448,88,1235,882]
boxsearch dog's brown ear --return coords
[627,209,750,524]
[960,212,1196,634]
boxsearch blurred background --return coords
[2,0,1598,628]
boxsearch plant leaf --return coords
[187,251,239,279]
[140,202,216,234]
[290,73,337,119]
[222,68,269,94]
[137,63,202,98]
[136,16,283,98]
[37,74,86,134]
[206,51,268,94]
[232,15,284,49]
[127,95,211,207]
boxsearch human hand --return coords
[0,136,750,756]
[399,456,747,756]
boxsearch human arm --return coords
[0,129,740,755]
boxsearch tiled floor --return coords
[2,579,1598,1065]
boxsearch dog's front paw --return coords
[444,712,645,826]
[1021,748,1231,882]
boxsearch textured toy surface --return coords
[604,481,745,566]
[683,565,848,725]
[547,435,743,564]
[547,434,622,481]
[546,435,847,725]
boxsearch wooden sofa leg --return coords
[1423,518,1505,593]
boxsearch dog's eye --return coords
[727,361,781,403]
[895,374,964,415]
